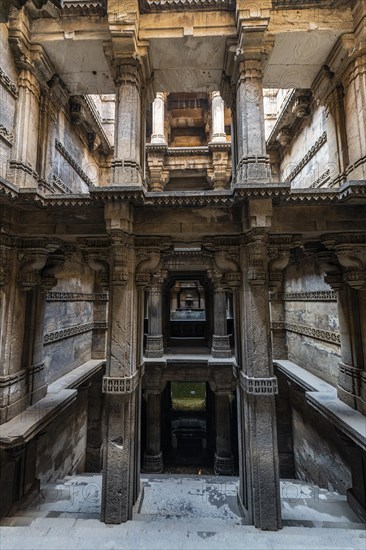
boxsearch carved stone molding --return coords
[274,321,341,345]
[55,139,93,188]
[240,372,278,396]
[0,67,18,98]
[0,124,14,147]
[46,291,108,302]
[285,132,327,183]
[102,372,139,394]
[273,291,337,302]
[44,321,107,344]
[52,174,72,194]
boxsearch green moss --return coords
[171,382,206,411]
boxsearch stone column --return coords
[145,284,164,358]
[211,92,226,142]
[146,93,168,191]
[237,216,281,530]
[341,1,366,179]
[211,279,231,358]
[235,60,271,184]
[37,76,68,193]
[143,391,163,472]
[112,63,143,186]
[214,392,234,475]
[8,70,40,188]
[324,84,349,184]
[151,93,167,144]
[101,219,140,524]
[321,243,366,415]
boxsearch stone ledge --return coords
[0,359,106,449]
[0,389,76,449]
[274,359,366,451]
[48,359,106,393]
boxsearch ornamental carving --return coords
[246,230,268,286]
[103,372,139,394]
[240,372,278,396]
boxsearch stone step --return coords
[1,523,365,550]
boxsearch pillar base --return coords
[145,335,164,358]
[211,335,231,358]
[235,156,271,184]
[214,453,234,475]
[111,159,142,186]
[143,452,163,473]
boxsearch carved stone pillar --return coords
[210,91,226,143]
[101,215,140,523]
[143,391,163,473]
[151,93,167,144]
[211,279,231,358]
[342,36,366,179]
[214,391,233,475]
[324,84,349,184]
[112,63,143,186]
[0,234,17,424]
[237,214,281,530]
[8,70,40,188]
[145,283,164,358]
[37,76,68,193]
[320,240,366,415]
[235,60,271,184]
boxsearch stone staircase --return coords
[0,474,365,550]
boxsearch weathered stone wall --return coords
[0,23,18,179]
[281,105,329,189]
[54,111,100,193]
[43,254,96,384]
[36,389,89,485]
[283,258,340,386]
[290,384,352,494]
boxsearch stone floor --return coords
[0,474,365,549]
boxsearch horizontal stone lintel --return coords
[274,359,366,451]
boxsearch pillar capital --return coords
[16,239,63,291]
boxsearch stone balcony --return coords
[146,142,232,192]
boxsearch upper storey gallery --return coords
[0,0,365,193]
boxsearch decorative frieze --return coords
[46,291,108,301]
[102,372,139,394]
[52,175,72,194]
[272,321,340,345]
[285,132,327,183]
[0,67,18,98]
[55,139,93,188]
[44,321,107,344]
[0,124,14,146]
[240,372,278,396]
[274,291,337,302]
[310,168,331,189]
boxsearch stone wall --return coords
[43,254,96,383]
[36,389,89,485]
[290,384,352,495]
[0,23,18,179]
[281,105,329,189]
[283,258,340,386]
